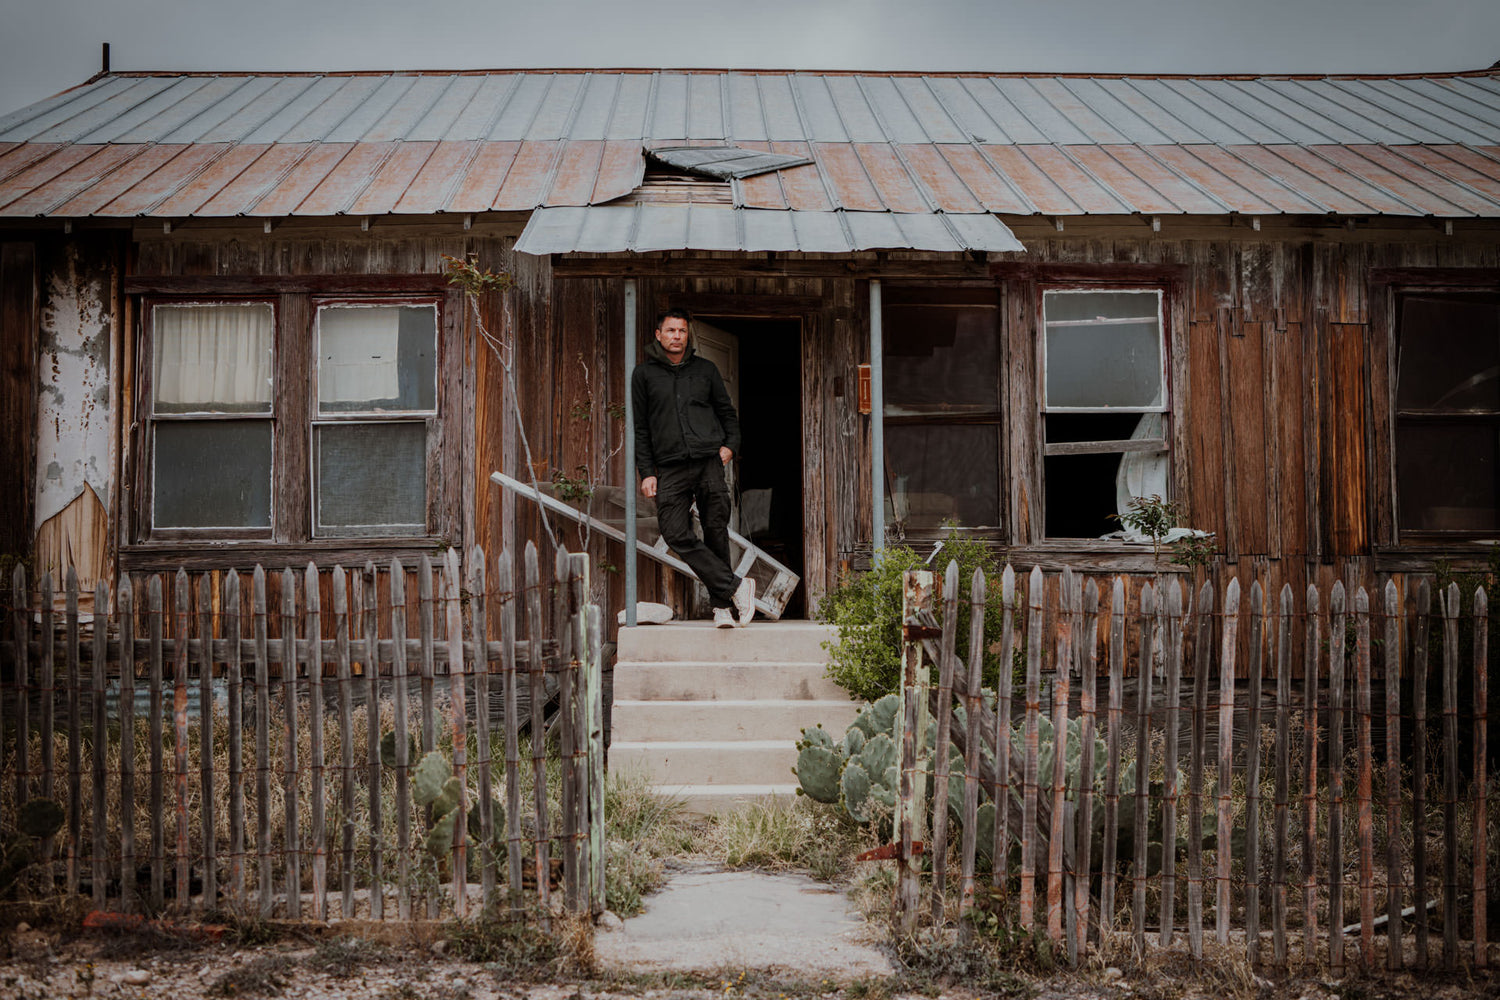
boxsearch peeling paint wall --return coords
[35,240,112,532]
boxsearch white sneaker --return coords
[713,607,736,629]
[733,577,756,626]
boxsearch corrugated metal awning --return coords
[646,145,814,179]
[513,205,1024,254]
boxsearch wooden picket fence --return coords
[895,564,1493,973]
[0,542,605,923]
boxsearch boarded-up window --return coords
[1395,292,1500,535]
[881,287,1002,536]
[1041,288,1170,539]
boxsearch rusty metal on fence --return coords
[893,565,1494,974]
[0,543,604,922]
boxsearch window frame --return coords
[125,277,461,565]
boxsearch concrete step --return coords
[617,621,837,664]
[611,698,860,743]
[655,784,804,815]
[610,740,800,787]
[612,660,850,702]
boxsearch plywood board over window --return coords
[123,276,462,569]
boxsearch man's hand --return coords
[719,446,733,465]
[640,476,658,498]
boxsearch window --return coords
[1040,288,1170,539]
[139,291,448,548]
[1394,291,1500,536]
[881,287,1002,537]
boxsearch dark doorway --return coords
[700,315,806,618]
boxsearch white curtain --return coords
[1115,412,1168,514]
[154,304,273,410]
[318,306,401,408]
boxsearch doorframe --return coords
[651,291,817,611]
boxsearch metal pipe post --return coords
[623,279,638,626]
[869,278,885,559]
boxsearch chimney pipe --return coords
[102,42,110,74]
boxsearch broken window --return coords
[141,293,447,544]
[1395,292,1500,535]
[1041,288,1169,539]
[881,287,1002,536]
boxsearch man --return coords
[633,308,755,628]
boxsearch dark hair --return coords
[655,307,692,330]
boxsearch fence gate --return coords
[0,543,605,923]
[897,564,1492,974]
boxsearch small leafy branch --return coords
[1111,493,1218,571]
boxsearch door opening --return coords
[698,315,806,618]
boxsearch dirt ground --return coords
[3,918,1499,1000]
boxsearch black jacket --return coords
[632,339,742,480]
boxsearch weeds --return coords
[207,953,294,997]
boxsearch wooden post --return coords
[1412,579,1430,969]
[1216,579,1239,947]
[281,568,301,919]
[960,566,987,920]
[1074,579,1100,956]
[362,563,383,921]
[930,560,960,926]
[1329,582,1347,974]
[523,542,550,927]
[1355,588,1374,970]
[443,548,469,918]
[333,566,356,918]
[1475,587,1489,970]
[119,580,136,913]
[1160,580,1183,949]
[556,549,578,910]
[1131,584,1156,957]
[497,548,524,914]
[1272,584,1292,968]
[1245,580,1264,966]
[10,565,28,812]
[39,572,54,858]
[1383,580,1403,970]
[225,570,244,906]
[470,547,495,908]
[1188,581,1213,961]
[197,573,217,909]
[418,554,438,919]
[90,579,108,910]
[992,565,1017,893]
[390,559,412,920]
[172,571,190,911]
[1100,576,1125,937]
[896,568,934,935]
[306,563,327,922]
[1022,566,1044,935]
[65,569,81,893]
[587,603,606,914]
[148,575,165,910]
[252,567,273,916]
[1442,583,1458,970]
[1048,570,1074,946]
[1302,584,1321,966]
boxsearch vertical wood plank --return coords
[1100,576,1125,936]
[1442,582,1458,970]
[1074,579,1100,956]
[1047,570,1074,946]
[390,559,412,920]
[197,574,217,908]
[1383,580,1403,970]
[1245,580,1265,966]
[1474,587,1489,970]
[65,569,81,893]
[564,551,587,912]
[587,603,606,915]
[556,549,578,911]
[959,566,986,919]
[172,570,190,911]
[252,568,272,915]
[11,565,28,811]
[1132,584,1157,957]
[306,563,327,922]
[226,570,245,906]
[993,566,1017,892]
[1021,566,1044,934]
[470,546,496,908]
[1355,588,1374,970]
[444,549,470,918]
[896,568,934,936]
[1273,584,1293,968]
[1329,582,1347,974]
[91,579,108,909]
[1302,584,1321,966]
[148,576,165,909]
[1412,579,1430,968]
[281,568,301,919]
[39,572,54,855]
[419,554,438,919]
[1217,579,1240,946]
[119,580,136,913]
[1160,580,1184,949]
[497,549,524,914]
[524,542,551,926]
[1188,581,1214,961]
[930,560,960,926]
[362,563,383,921]
[332,566,355,918]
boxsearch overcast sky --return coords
[2,0,1498,116]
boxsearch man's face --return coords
[655,316,690,362]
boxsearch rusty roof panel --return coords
[1167,145,1317,214]
[591,140,646,204]
[144,143,270,217]
[733,148,789,211]
[0,144,139,215]
[0,142,65,185]
[899,143,982,212]
[934,144,1031,214]
[1019,145,1129,213]
[1351,144,1500,215]
[243,143,349,216]
[854,143,929,212]
[1063,145,1185,214]
[1228,145,1380,214]
[191,143,314,215]
[1315,144,1469,215]
[48,144,182,216]
[93,143,230,216]
[1273,144,1424,213]
[1395,145,1500,206]
[394,140,477,213]
[491,140,560,210]
[811,143,884,211]
[447,140,520,212]
[544,140,605,207]
[982,145,1078,214]
[347,141,437,215]
[294,141,398,215]
[767,141,830,210]
[0,144,104,210]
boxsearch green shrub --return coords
[818,532,1012,702]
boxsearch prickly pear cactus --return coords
[852,694,900,740]
[795,744,844,803]
[413,751,468,858]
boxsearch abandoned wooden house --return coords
[3,64,1500,627]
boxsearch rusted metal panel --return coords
[148,143,274,217]
[1394,144,1500,205]
[0,142,65,184]
[1317,145,1473,216]
[1018,146,1129,213]
[347,142,438,215]
[0,145,103,211]
[934,144,1031,214]
[588,141,645,205]
[1222,145,1379,215]
[492,140,561,210]
[853,143,928,212]
[396,140,482,213]
[0,144,139,215]
[88,144,228,217]
[1064,145,1185,214]
[53,145,190,216]
[727,141,788,210]
[193,142,317,215]
[245,143,353,216]
[1166,145,1323,214]
[898,144,982,212]
[294,142,399,216]
[805,143,880,211]
[763,142,830,210]
[543,141,605,207]
[1270,145,1421,214]
[446,141,520,213]
[982,145,1079,214]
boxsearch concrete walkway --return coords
[593,863,894,980]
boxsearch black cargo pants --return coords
[655,456,741,609]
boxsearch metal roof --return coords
[1,69,1499,223]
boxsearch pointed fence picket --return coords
[0,546,603,923]
[895,564,1494,975]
